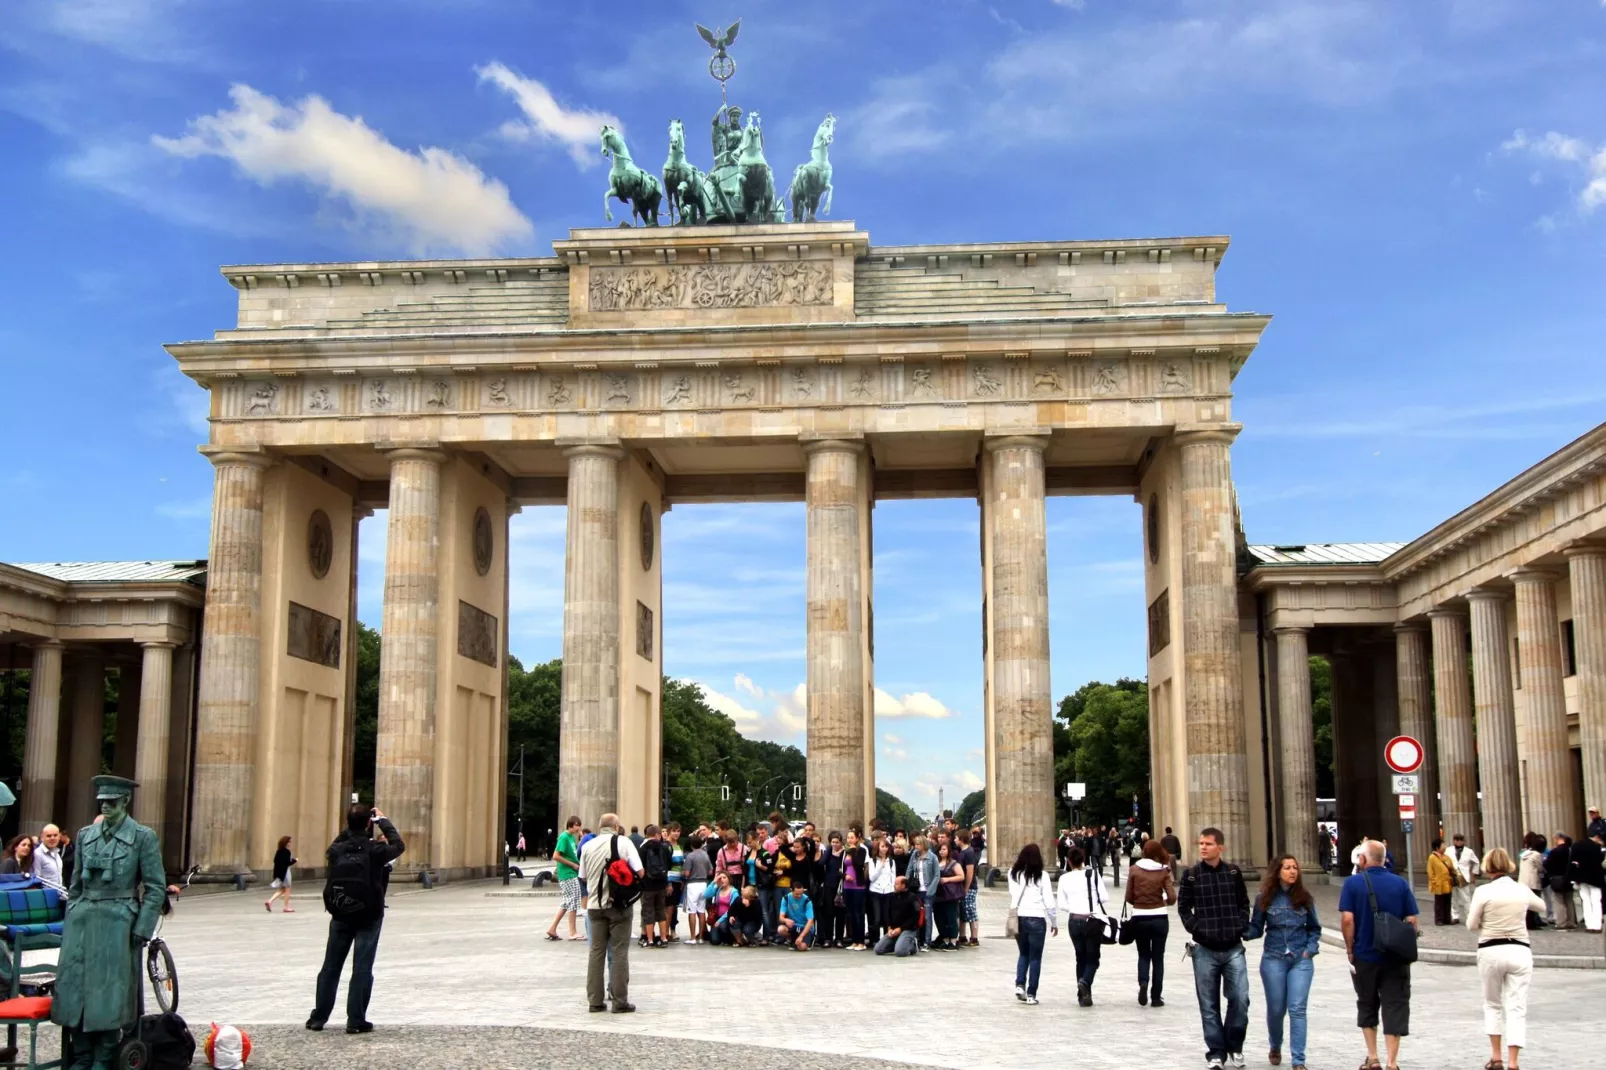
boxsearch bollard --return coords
[233,874,247,892]
[421,871,435,890]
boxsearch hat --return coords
[1591,805,1601,814]
[93,775,138,800]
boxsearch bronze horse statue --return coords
[601,124,662,226]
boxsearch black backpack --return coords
[324,837,380,921]
[640,840,669,882]
[139,1012,196,1070]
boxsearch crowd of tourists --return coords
[547,811,988,956]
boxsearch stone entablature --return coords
[0,563,204,645]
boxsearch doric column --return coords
[133,642,176,840]
[1274,627,1319,870]
[65,655,106,835]
[1176,428,1249,856]
[1393,623,1439,841]
[375,447,446,871]
[805,440,870,835]
[557,443,624,828]
[1511,569,1579,839]
[1467,588,1522,857]
[1429,607,1480,848]
[21,641,64,832]
[983,436,1053,867]
[192,450,270,873]
[1566,546,1606,820]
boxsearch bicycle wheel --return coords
[146,940,178,1014]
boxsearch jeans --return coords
[815,889,837,944]
[875,931,919,957]
[922,892,937,945]
[935,898,960,942]
[757,886,782,940]
[842,888,867,944]
[586,905,632,1007]
[708,915,731,945]
[868,891,891,943]
[1069,919,1103,987]
[1260,953,1313,1064]
[1191,944,1250,1060]
[1013,916,1047,995]
[311,916,383,1027]
[1128,915,1168,997]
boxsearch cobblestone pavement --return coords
[149,877,1606,1070]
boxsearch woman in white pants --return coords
[1467,847,1545,1070]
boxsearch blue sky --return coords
[4,1,1606,814]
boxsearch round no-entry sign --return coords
[1384,735,1424,774]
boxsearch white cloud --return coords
[882,733,903,745]
[734,673,764,700]
[153,84,534,255]
[476,62,619,169]
[1502,129,1606,214]
[955,770,985,792]
[696,677,807,743]
[881,744,908,761]
[844,74,953,163]
[875,688,957,719]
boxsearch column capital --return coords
[138,640,179,651]
[1271,624,1310,636]
[1173,423,1243,448]
[1426,605,1467,620]
[800,435,866,456]
[560,442,626,461]
[198,446,272,469]
[1509,567,1560,586]
[354,505,376,522]
[32,639,65,650]
[1563,543,1606,562]
[1464,586,1509,604]
[981,433,1050,454]
[1392,621,1429,634]
[383,446,448,465]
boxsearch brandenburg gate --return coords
[168,221,1271,878]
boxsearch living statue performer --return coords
[736,111,776,223]
[600,124,662,226]
[52,774,166,1070]
[663,118,699,225]
[788,113,836,222]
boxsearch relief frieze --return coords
[587,261,833,312]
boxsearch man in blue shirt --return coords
[776,885,816,951]
[1339,840,1419,1070]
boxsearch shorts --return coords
[640,887,667,924]
[962,887,979,923]
[559,876,581,912]
[270,876,290,890]
[685,882,708,915]
[1352,957,1411,1036]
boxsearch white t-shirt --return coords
[580,832,643,909]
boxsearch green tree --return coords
[1311,655,1334,799]
[875,788,925,834]
[351,621,382,801]
[953,788,986,828]
[507,656,561,843]
[1054,678,1149,828]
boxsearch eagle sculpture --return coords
[696,19,741,58]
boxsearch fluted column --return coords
[1468,589,1522,858]
[1430,608,1479,848]
[1274,627,1319,870]
[1512,569,1579,839]
[984,435,1053,869]
[1177,428,1249,856]
[21,641,64,832]
[557,444,624,828]
[375,448,446,871]
[65,656,105,835]
[1566,546,1606,820]
[1394,623,1439,842]
[192,450,270,873]
[804,440,869,835]
[134,642,176,839]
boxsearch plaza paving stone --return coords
[145,876,1606,1069]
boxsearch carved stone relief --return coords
[472,506,493,576]
[972,364,1002,397]
[588,262,833,312]
[367,380,393,411]
[246,381,278,415]
[486,377,511,406]
[305,385,336,413]
[639,501,655,571]
[636,601,655,661]
[790,367,814,399]
[547,375,572,405]
[307,509,333,579]
[457,600,498,666]
[1091,362,1123,396]
[605,374,632,403]
[1147,588,1170,657]
[1032,366,1064,394]
[849,367,875,399]
[724,372,754,402]
[287,601,342,668]
[664,376,693,405]
[909,366,937,397]
[1159,361,1191,394]
[1146,493,1160,566]
[425,380,451,409]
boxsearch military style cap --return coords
[93,774,138,800]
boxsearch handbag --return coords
[1549,874,1571,894]
[1084,870,1119,945]
[1361,869,1418,963]
[1118,901,1136,945]
[1005,876,1026,939]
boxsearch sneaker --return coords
[611,1001,636,1013]
[1138,986,1148,1007]
[1228,1055,1245,1069]
[345,1022,373,1035]
[1015,985,1026,1002]
[588,1004,607,1013]
[1024,995,1039,1006]
[638,936,649,948]
[1151,995,1166,1008]
[653,938,666,949]
[304,1019,325,1032]
[1076,982,1092,1007]
[1206,1059,1224,1070]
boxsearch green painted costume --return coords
[51,785,166,1039]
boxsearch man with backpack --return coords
[308,804,405,1035]
[636,824,672,948]
[580,813,643,1012]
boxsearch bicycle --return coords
[145,864,199,1014]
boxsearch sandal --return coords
[1483,1063,1504,1070]
[283,907,296,913]
[545,932,562,942]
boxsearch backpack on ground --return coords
[606,835,641,908]
[323,838,380,921]
[140,1012,197,1070]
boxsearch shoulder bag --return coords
[1084,870,1119,945]
[1118,900,1136,945]
[1361,869,1418,963]
[1005,877,1022,939]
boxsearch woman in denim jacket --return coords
[1246,855,1322,1069]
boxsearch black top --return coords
[728,897,763,927]
[273,847,295,882]
[325,818,405,909]
[1543,843,1571,881]
[638,839,672,890]
[0,858,26,875]
[1177,859,1249,951]
[1570,837,1605,888]
[887,889,921,932]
